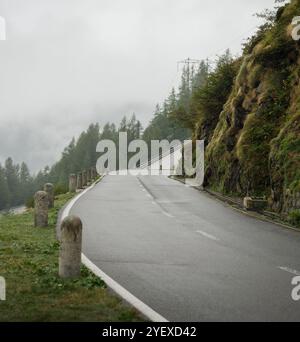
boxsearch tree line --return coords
[0,158,33,209]
[0,50,236,210]
[0,115,143,210]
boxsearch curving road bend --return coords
[70,175,300,322]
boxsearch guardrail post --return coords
[59,216,82,278]
[44,183,54,208]
[34,191,48,227]
[69,174,77,193]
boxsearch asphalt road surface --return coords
[70,175,300,322]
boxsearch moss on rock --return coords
[202,0,300,214]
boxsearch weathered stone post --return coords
[44,183,54,208]
[34,191,48,227]
[69,174,77,193]
[91,167,96,180]
[86,169,91,184]
[59,216,82,278]
[243,197,253,210]
[82,170,87,187]
[91,167,95,180]
[77,172,82,189]
[90,167,94,180]
[0,276,5,301]
[92,167,98,179]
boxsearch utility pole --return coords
[177,58,203,120]
[177,58,202,88]
[178,58,202,69]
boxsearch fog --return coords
[0,0,277,172]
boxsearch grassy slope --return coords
[0,193,143,322]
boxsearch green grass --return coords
[0,193,144,322]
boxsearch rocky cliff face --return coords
[201,0,300,218]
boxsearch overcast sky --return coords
[0,0,278,172]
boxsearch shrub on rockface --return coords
[193,51,239,142]
[270,111,300,211]
[288,210,300,227]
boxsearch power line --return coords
[177,58,202,88]
[177,57,202,71]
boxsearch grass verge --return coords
[0,193,144,322]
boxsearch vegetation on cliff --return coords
[204,0,300,219]
[153,0,300,221]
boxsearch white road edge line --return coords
[196,230,219,241]
[60,178,169,323]
[163,212,175,218]
[278,267,300,276]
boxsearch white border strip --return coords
[279,266,300,276]
[81,254,168,322]
[60,178,168,323]
[196,230,219,241]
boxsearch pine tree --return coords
[0,164,10,210]
[119,116,128,132]
[19,162,32,203]
[192,61,209,91]
[5,157,21,206]
[191,50,236,140]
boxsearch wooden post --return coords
[59,216,82,278]
[44,183,54,208]
[34,191,48,227]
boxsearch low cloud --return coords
[0,0,276,172]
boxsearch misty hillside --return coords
[1,0,300,225]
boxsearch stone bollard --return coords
[69,174,77,193]
[59,216,82,279]
[44,183,54,208]
[91,167,95,180]
[243,197,253,210]
[244,197,268,211]
[0,276,5,301]
[92,166,98,179]
[34,191,48,227]
[90,167,94,180]
[82,170,87,187]
[86,169,91,184]
[77,172,82,189]
[91,167,97,180]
